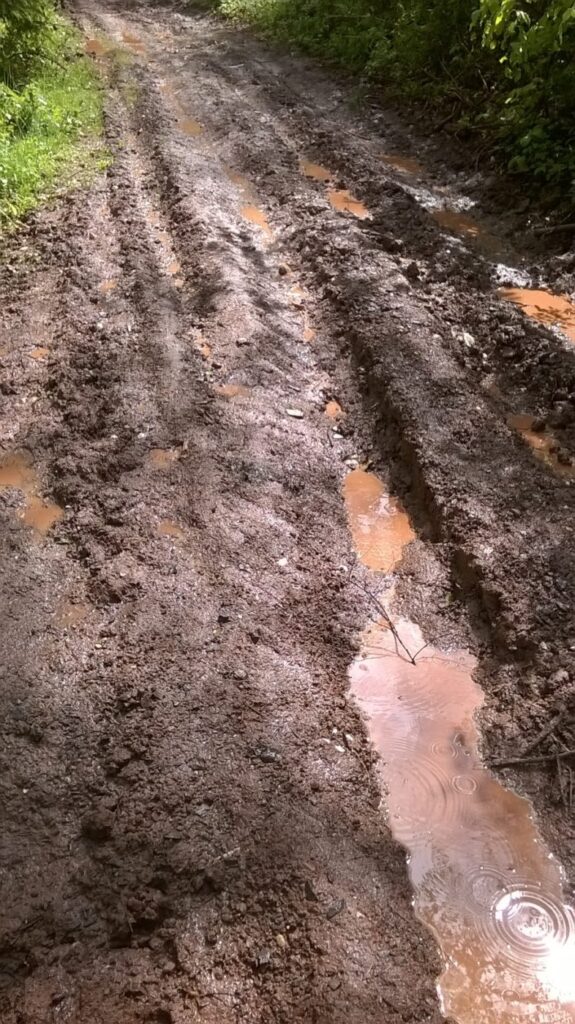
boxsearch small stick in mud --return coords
[491,749,575,769]
[353,579,420,665]
[519,710,573,757]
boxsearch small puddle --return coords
[507,414,573,477]
[343,468,415,571]
[0,452,63,535]
[381,153,424,176]
[148,448,180,469]
[499,288,575,345]
[157,519,185,541]
[57,601,89,628]
[240,204,271,236]
[433,208,483,239]
[327,188,371,221]
[30,346,50,361]
[179,118,203,137]
[300,159,333,183]
[168,259,182,277]
[216,383,250,400]
[345,470,575,1024]
[85,38,108,57]
[303,323,316,343]
[324,399,344,420]
[98,278,117,294]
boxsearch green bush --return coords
[0,1,105,224]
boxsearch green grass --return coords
[0,34,107,226]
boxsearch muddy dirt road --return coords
[1,2,575,1022]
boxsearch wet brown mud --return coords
[507,414,574,477]
[3,3,575,1024]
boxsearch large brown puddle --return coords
[0,452,63,535]
[499,288,575,345]
[344,469,575,1024]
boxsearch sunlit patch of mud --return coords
[179,118,203,137]
[30,347,50,361]
[148,448,180,469]
[0,452,63,535]
[57,601,90,628]
[328,188,371,220]
[216,384,250,400]
[324,399,344,420]
[499,288,575,345]
[157,519,185,541]
[343,467,414,571]
[346,468,575,1024]
[507,414,573,477]
[381,153,424,176]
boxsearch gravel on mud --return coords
[0,1,574,1021]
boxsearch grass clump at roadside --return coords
[0,0,107,226]
[213,0,575,207]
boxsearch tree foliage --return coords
[218,0,575,199]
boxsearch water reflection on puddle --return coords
[343,467,414,571]
[499,288,575,345]
[344,467,575,1024]
[507,414,573,477]
[0,452,63,535]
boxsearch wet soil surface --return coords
[0,1,574,1021]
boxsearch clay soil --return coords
[0,2,574,1021]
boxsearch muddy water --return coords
[0,452,63,535]
[324,399,344,420]
[57,601,90,628]
[327,188,371,220]
[345,470,575,1024]
[433,208,482,239]
[225,168,272,236]
[343,468,414,571]
[216,383,250,399]
[179,118,203,137]
[300,159,332,183]
[98,278,117,294]
[30,346,50,360]
[241,204,271,235]
[121,31,146,56]
[507,414,573,478]
[381,153,424,176]
[85,38,107,57]
[499,288,575,345]
[157,519,185,540]
[148,448,180,469]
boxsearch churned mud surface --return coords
[0,1,574,1021]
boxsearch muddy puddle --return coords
[343,468,414,571]
[148,448,180,469]
[57,601,90,628]
[157,519,185,540]
[225,168,271,237]
[381,153,424,176]
[179,118,203,137]
[300,159,371,220]
[216,383,250,400]
[344,468,575,1024]
[30,346,50,361]
[0,452,63,535]
[499,288,575,345]
[121,31,146,56]
[98,278,117,294]
[324,399,344,420]
[85,38,108,57]
[507,415,573,478]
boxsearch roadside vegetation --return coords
[0,0,105,226]
[214,0,575,204]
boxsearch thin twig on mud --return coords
[491,749,575,769]
[531,222,575,235]
[519,710,572,757]
[353,579,419,665]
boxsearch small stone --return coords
[255,946,272,968]
[275,933,288,949]
[218,608,232,624]
[234,668,247,681]
[278,264,290,276]
[81,809,113,842]
[286,408,304,419]
[305,880,319,902]
[326,898,345,920]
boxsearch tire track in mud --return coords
[0,2,573,1022]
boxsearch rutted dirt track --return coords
[1,1,574,1021]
